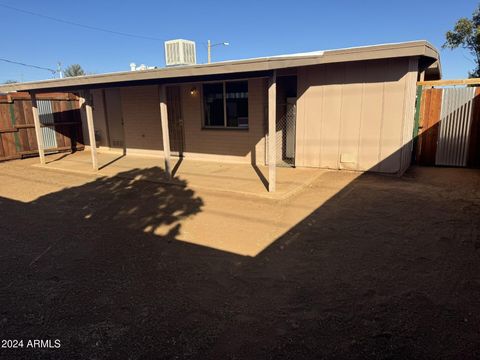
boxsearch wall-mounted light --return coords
[190,87,198,96]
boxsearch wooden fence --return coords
[0,92,84,162]
[414,85,480,168]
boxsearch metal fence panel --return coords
[436,87,475,167]
[38,100,58,150]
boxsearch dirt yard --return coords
[0,158,479,359]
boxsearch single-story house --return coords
[0,40,440,192]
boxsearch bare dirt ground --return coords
[0,159,479,359]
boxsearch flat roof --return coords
[0,40,440,93]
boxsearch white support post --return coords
[159,85,171,178]
[268,71,277,192]
[82,94,98,171]
[31,93,45,165]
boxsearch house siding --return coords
[104,88,124,150]
[94,58,418,172]
[85,88,124,150]
[295,57,418,174]
[83,89,108,148]
[120,85,164,155]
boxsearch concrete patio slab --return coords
[1,152,354,257]
[31,150,323,199]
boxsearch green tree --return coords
[444,4,480,78]
[64,64,86,77]
[3,80,18,84]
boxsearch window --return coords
[203,81,248,128]
[203,83,224,127]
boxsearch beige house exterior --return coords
[89,79,268,163]
[0,40,441,191]
[295,57,419,174]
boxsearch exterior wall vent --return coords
[164,39,197,66]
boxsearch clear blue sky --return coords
[0,0,478,83]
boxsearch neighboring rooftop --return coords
[0,40,440,93]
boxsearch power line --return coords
[0,3,165,41]
[0,57,56,74]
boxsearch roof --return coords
[0,40,440,93]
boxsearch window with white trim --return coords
[203,81,248,128]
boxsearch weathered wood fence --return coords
[0,92,84,162]
[414,81,480,168]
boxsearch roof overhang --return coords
[425,60,442,80]
[0,40,440,93]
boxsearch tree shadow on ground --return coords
[0,167,213,359]
[1,156,480,359]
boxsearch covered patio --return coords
[9,64,284,193]
[35,150,321,199]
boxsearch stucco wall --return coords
[295,57,418,174]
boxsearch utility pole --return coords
[207,40,229,64]
[207,40,211,64]
[57,62,63,78]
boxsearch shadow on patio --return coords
[35,150,321,199]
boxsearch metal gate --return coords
[275,97,296,167]
[435,87,475,167]
[37,100,58,150]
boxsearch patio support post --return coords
[159,85,171,178]
[82,93,98,171]
[268,71,277,192]
[30,92,46,165]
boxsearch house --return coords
[0,40,440,192]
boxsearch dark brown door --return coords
[166,86,185,156]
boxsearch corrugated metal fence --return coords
[414,86,480,167]
[38,100,58,150]
[435,87,475,166]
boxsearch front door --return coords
[166,86,185,156]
